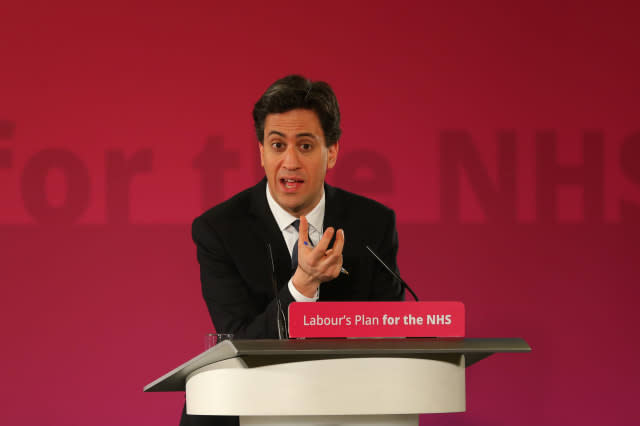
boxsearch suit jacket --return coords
[191,178,403,338]
[181,178,403,426]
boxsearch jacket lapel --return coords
[322,183,345,236]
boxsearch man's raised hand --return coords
[291,215,345,297]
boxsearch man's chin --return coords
[281,201,305,215]
[276,196,309,216]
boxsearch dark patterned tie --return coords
[290,219,301,270]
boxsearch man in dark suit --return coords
[181,75,403,426]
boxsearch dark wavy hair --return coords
[252,75,342,146]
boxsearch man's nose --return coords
[282,145,301,169]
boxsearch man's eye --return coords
[299,143,312,151]
[271,142,284,150]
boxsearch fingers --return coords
[299,216,325,262]
[332,228,345,256]
[298,216,316,259]
[296,219,345,282]
[309,226,335,261]
[320,229,344,260]
[317,227,335,251]
[298,216,310,246]
[317,228,344,278]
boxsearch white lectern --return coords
[145,338,530,426]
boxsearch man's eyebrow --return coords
[296,132,318,140]
[266,130,318,140]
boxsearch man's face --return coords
[259,108,339,217]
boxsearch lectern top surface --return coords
[228,337,530,355]
[144,338,530,393]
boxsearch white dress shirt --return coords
[265,184,324,302]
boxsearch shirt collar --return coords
[265,184,325,234]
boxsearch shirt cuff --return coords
[288,278,319,302]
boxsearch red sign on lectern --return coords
[288,301,465,338]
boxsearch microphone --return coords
[267,243,288,339]
[365,245,419,301]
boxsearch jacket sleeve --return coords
[192,216,294,339]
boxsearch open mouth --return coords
[280,177,304,190]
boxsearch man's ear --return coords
[258,142,265,167]
[327,142,339,169]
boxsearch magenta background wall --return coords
[1,1,639,425]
